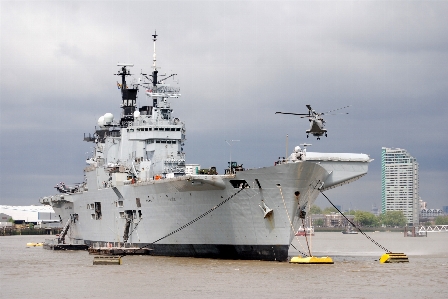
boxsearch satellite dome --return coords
[103,113,114,125]
[97,116,105,127]
[134,111,141,118]
[294,146,301,153]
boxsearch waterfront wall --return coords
[0,227,61,236]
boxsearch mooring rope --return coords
[124,187,249,255]
[127,217,143,241]
[150,187,247,245]
[320,191,390,253]
[301,218,312,257]
[278,186,310,257]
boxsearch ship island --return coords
[40,33,372,261]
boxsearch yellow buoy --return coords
[379,253,409,263]
[26,242,43,247]
[290,256,334,264]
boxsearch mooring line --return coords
[301,218,312,257]
[277,186,309,257]
[152,187,246,244]
[320,191,390,253]
[127,217,143,241]
[125,187,249,254]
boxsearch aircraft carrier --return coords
[40,33,372,261]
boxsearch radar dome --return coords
[103,113,114,125]
[134,111,141,118]
[97,116,105,127]
[294,146,301,152]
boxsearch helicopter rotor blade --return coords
[322,105,351,115]
[324,112,350,116]
[275,112,310,116]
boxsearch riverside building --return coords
[381,147,419,226]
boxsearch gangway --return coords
[58,218,71,244]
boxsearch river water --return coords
[1,232,447,299]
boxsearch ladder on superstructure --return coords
[58,218,71,244]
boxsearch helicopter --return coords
[275,104,350,140]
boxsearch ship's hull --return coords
[43,157,369,261]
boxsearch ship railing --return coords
[275,158,299,165]
[132,118,155,126]
[39,194,72,204]
[306,157,371,162]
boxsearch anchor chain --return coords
[131,187,247,253]
[320,191,390,253]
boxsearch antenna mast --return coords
[152,31,158,87]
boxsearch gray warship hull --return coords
[42,157,370,261]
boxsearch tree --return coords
[435,215,448,225]
[380,211,406,227]
[309,205,322,215]
[322,207,338,214]
[354,211,379,226]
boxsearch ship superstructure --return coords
[40,34,372,261]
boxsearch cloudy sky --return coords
[1,0,447,211]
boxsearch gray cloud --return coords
[1,1,447,211]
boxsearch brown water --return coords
[1,233,447,298]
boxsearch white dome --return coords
[294,146,301,152]
[134,111,141,118]
[103,113,114,125]
[97,116,105,127]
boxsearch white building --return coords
[0,205,58,227]
[381,147,419,226]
